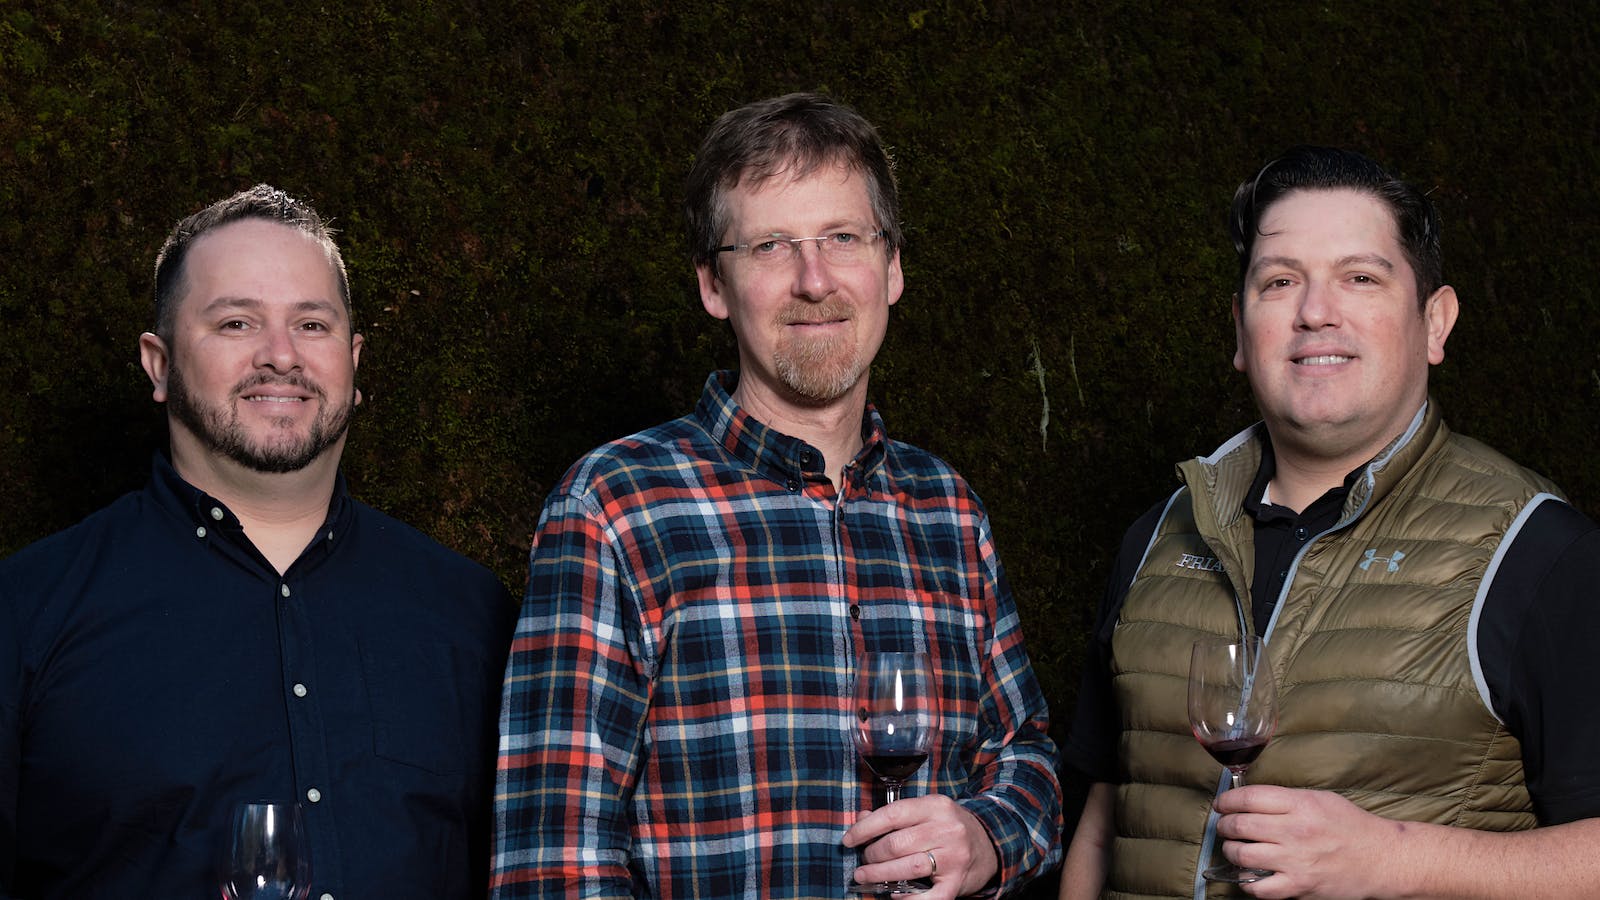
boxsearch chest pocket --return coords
[359,637,478,775]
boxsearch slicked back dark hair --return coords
[1228,145,1443,309]
[152,183,349,338]
[684,92,902,279]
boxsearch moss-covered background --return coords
[4,2,1597,890]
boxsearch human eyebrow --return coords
[1333,254,1396,273]
[1246,256,1301,280]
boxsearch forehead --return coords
[1253,188,1403,260]
[180,219,343,309]
[722,160,875,234]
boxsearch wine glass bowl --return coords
[1188,635,1277,884]
[848,651,939,895]
[218,801,310,900]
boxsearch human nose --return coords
[791,238,837,300]
[1296,278,1340,329]
[252,323,302,372]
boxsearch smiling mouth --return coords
[243,395,308,403]
[1295,355,1353,366]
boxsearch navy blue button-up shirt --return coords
[0,454,516,899]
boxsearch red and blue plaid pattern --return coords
[492,372,1061,898]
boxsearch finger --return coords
[852,847,942,889]
[1215,783,1297,814]
[844,794,944,846]
[857,822,940,864]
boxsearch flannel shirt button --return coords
[786,479,800,492]
[799,450,814,467]
[850,604,861,619]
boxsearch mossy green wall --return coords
[4,3,1597,888]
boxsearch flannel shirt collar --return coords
[695,370,890,493]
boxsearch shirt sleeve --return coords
[0,562,21,893]
[1481,500,1600,825]
[1062,500,1167,784]
[491,487,651,899]
[954,512,1065,895]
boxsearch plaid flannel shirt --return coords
[493,372,1061,899]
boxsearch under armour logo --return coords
[1359,549,1405,572]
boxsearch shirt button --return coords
[786,479,800,492]
[306,787,322,803]
[799,451,814,467]
[293,683,308,698]
[195,526,207,539]
[321,894,334,900]
[850,604,861,620]
[1294,527,1309,541]
[280,584,291,598]
[210,506,225,521]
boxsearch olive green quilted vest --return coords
[1105,404,1560,900]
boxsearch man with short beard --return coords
[492,94,1061,900]
[0,185,516,899]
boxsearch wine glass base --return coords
[1203,863,1274,884]
[847,878,932,895]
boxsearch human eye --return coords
[749,238,788,260]
[827,230,861,245]
[220,318,252,332]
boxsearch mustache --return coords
[232,372,326,399]
[775,300,853,326]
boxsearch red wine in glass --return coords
[1188,635,1278,884]
[849,651,938,895]
[1201,736,1267,769]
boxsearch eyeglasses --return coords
[712,229,887,268]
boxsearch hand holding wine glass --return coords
[218,801,311,900]
[849,650,939,895]
[1188,635,1277,884]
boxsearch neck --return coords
[168,432,342,574]
[732,377,869,489]
[1263,451,1354,515]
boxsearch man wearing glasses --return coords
[492,93,1062,899]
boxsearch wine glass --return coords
[218,801,311,900]
[848,650,940,895]
[1187,635,1278,884]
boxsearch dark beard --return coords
[165,358,353,474]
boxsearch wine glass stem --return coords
[884,780,903,804]
[1229,769,1246,790]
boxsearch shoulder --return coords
[549,414,712,504]
[882,438,982,504]
[1,490,150,591]
[1435,430,1564,498]
[345,500,506,597]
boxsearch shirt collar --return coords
[147,450,353,541]
[693,370,889,489]
[1241,435,1363,526]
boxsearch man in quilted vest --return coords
[1059,146,1600,899]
